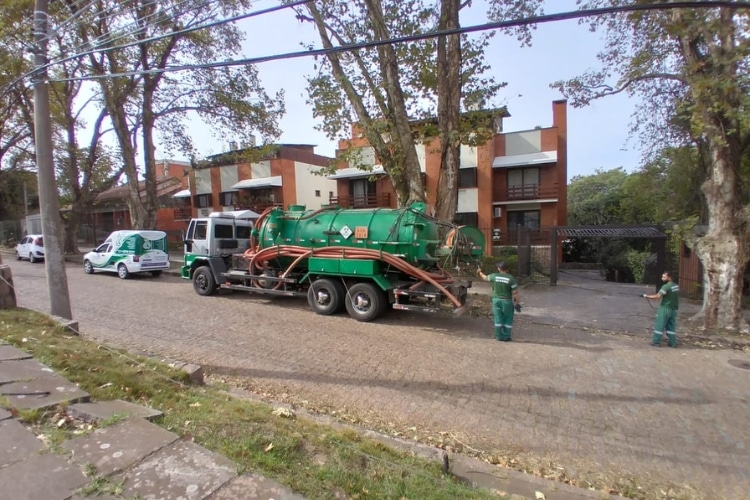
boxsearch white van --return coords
[83,230,170,279]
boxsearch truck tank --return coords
[254,201,444,269]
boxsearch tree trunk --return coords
[364,0,425,206]
[141,85,159,229]
[62,207,81,254]
[434,0,461,221]
[694,143,750,332]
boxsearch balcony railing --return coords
[173,207,192,221]
[329,193,391,208]
[495,184,558,202]
[234,201,284,213]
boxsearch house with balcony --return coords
[328,100,568,251]
[183,143,336,218]
[83,160,191,244]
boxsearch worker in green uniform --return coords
[642,271,680,347]
[478,261,521,341]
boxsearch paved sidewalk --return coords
[0,339,304,500]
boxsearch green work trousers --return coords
[652,306,677,347]
[492,298,515,341]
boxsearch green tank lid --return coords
[287,204,306,212]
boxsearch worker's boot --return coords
[667,334,677,348]
[651,333,663,346]
[494,327,503,341]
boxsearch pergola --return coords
[549,225,668,288]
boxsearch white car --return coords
[15,234,45,263]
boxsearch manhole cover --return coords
[728,359,750,370]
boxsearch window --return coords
[350,179,376,207]
[193,221,207,240]
[194,194,212,208]
[454,212,478,227]
[219,191,237,207]
[315,190,321,197]
[458,168,477,188]
[237,226,252,239]
[507,210,540,230]
[507,168,540,199]
[214,224,234,238]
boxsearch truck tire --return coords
[193,266,217,296]
[345,282,386,322]
[117,263,130,279]
[307,278,345,315]
[83,260,94,274]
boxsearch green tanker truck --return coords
[181,202,485,322]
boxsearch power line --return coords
[45,0,750,84]
[0,0,312,98]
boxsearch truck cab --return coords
[181,210,257,280]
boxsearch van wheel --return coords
[117,264,130,279]
[83,260,94,274]
[345,282,386,322]
[29,253,37,263]
[308,278,345,315]
[150,270,162,277]
[193,267,217,296]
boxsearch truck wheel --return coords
[308,278,345,315]
[193,267,217,296]
[83,260,94,274]
[117,264,130,279]
[345,282,385,322]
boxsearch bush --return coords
[479,254,519,276]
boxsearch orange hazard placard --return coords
[354,226,369,239]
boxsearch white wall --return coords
[460,144,477,169]
[194,169,212,195]
[251,161,272,178]
[457,188,478,213]
[505,130,542,156]
[294,162,338,208]
[219,165,239,192]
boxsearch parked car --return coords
[83,230,170,279]
[15,234,45,263]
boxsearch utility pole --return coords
[32,0,72,320]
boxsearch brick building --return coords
[84,160,191,244]
[329,100,568,250]
[184,143,336,217]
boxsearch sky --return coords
[183,0,643,181]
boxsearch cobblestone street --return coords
[8,259,750,499]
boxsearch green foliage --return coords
[626,248,651,284]
[598,240,634,283]
[567,168,629,226]
[480,247,518,275]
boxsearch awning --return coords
[327,165,386,180]
[172,189,191,198]
[492,151,558,168]
[230,176,283,189]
